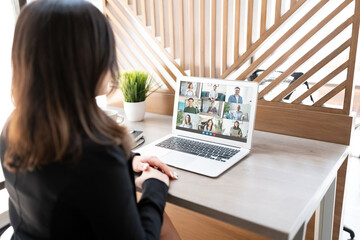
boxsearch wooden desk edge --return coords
[167,194,289,240]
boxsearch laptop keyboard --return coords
[156,137,240,162]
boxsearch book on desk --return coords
[131,130,144,149]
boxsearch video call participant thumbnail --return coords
[184,98,199,114]
[207,101,217,114]
[209,85,218,101]
[185,82,195,97]
[230,121,242,137]
[182,114,192,129]
[232,105,244,121]
[228,86,243,103]
[204,119,214,132]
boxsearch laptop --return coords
[137,76,258,177]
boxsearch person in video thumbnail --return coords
[182,114,192,129]
[204,119,214,132]
[185,82,195,97]
[184,98,199,114]
[228,86,243,103]
[230,121,242,137]
[207,101,217,114]
[209,85,218,101]
[232,105,244,121]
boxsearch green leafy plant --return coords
[177,111,184,125]
[119,70,159,102]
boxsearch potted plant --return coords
[119,70,159,121]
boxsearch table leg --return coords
[293,222,306,240]
[314,177,337,240]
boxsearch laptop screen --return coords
[174,79,257,144]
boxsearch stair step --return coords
[165,47,171,54]
[155,36,161,42]
[184,70,191,76]
[174,58,181,65]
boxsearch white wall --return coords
[0,1,15,132]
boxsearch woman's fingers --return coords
[133,156,178,179]
[146,156,178,179]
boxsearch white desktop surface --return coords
[110,107,348,240]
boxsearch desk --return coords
[111,107,349,240]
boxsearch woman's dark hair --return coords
[184,114,191,124]
[233,121,240,129]
[206,119,213,131]
[5,0,132,171]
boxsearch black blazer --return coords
[0,133,168,240]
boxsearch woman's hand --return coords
[135,167,170,188]
[133,155,178,180]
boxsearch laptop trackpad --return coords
[161,151,196,168]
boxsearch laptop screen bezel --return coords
[172,76,258,149]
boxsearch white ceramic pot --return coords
[123,101,146,122]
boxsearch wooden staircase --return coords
[104,1,360,239]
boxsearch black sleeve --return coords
[69,145,168,240]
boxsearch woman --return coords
[185,82,195,97]
[204,119,214,132]
[182,114,192,128]
[0,1,179,239]
[230,121,243,137]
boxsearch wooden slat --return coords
[168,0,174,56]
[275,0,281,23]
[115,42,135,70]
[293,61,349,104]
[210,0,216,78]
[220,0,306,78]
[313,81,346,107]
[179,0,185,69]
[255,103,353,145]
[107,1,175,91]
[102,0,108,19]
[258,16,353,99]
[110,0,176,77]
[258,99,345,115]
[132,0,137,15]
[113,25,174,91]
[200,0,205,77]
[150,0,156,37]
[343,0,360,114]
[109,20,139,70]
[235,0,335,81]
[109,10,173,90]
[189,0,195,75]
[114,27,164,86]
[260,0,267,35]
[247,0,254,49]
[221,0,228,74]
[159,0,165,47]
[291,0,296,8]
[234,0,241,61]
[273,40,351,102]
[332,157,348,240]
[305,211,316,240]
[141,0,146,25]
[118,0,186,76]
